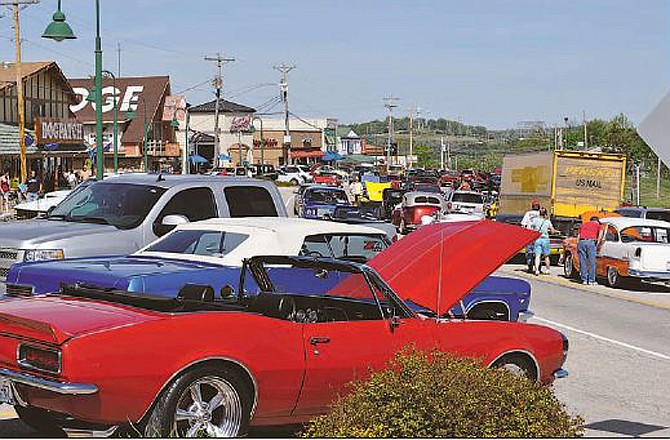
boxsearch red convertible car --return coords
[0,221,567,437]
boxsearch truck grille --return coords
[5,284,33,296]
[0,248,20,281]
[0,250,18,260]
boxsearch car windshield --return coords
[300,234,389,262]
[305,189,348,204]
[414,185,440,193]
[646,211,670,222]
[49,182,166,229]
[620,226,670,244]
[143,229,250,257]
[452,193,483,203]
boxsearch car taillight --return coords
[446,202,452,210]
[18,344,61,374]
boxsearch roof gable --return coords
[189,99,256,114]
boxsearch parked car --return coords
[0,222,566,437]
[6,217,531,324]
[312,171,342,187]
[391,191,445,234]
[13,190,72,220]
[614,206,670,223]
[248,164,278,181]
[446,190,485,216]
[281,165,312,183]
[293,183,316,216]
[5,217,390,296]
[300,186,351,219]
[381,188,405,220]
[563,217,670,287]
[329,205,397,240]
[276,169,305,185]
[0,174,287,281]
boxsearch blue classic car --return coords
[3,219,533,322]
[300,186,352,219]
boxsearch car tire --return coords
[15,406,66,437]
[143,365,252,438]
[491,354,537,381]
[563,253,578,279]
[606,267,621,288]
[290,179,299,186]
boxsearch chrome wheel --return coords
[173,376,242,437]
[501,362,525,378]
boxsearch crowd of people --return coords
[0,166,91,213]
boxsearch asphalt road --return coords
[1,186,668,437]
[500,266,670,438]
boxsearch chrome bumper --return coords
[553,368,569,379]
[63,426,118,438]
[628,269,670,280]
[518,310,534,323]
[0,368,98,395]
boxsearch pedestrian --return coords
[531,207,558,275]
[578,216,601,285]
[520,200,541,273]
[0,171,10,212]
[25,170,41,202]
[458,180,471,191]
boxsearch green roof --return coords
[0,123,37,155]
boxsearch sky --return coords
[1,0,669,129]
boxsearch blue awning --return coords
[323,151,344,161]
[188,154,209,164]
[218,154,232,160]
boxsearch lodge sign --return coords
[35,117,84,145]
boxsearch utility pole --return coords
[274,63,295,165]
[3,0,39,183]
[383,95,399,172]
[117,42,121,77]
[440,137,445,170]
[408,106,415,168]
[447,142,451,169]
[582,111,588,149]
[657,156,662,199]
[205,53,235,164]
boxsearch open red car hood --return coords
[369,220,538,315]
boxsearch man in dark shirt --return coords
[25,170,41,202]
[578,216,601,285]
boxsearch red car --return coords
[392,191,445,234]
[312,171,341,187]
[0,222,566,437]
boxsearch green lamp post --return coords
[43,0,104,180]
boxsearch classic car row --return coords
[0,211,567,437]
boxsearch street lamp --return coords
[43,0,104,180]
[251,116,264,165]
[126,95,149,172]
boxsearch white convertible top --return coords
[135,217,385,266]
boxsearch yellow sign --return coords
[364,181,392,202]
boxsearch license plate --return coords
[0,378,15,405]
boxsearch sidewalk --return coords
[500,263,670,310]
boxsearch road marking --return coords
[534,316,670,361]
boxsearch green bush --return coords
[301,349,583,438]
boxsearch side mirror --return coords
[161,214,189,227]
[46,205,56,217]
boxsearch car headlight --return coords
[23,249,64,262]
